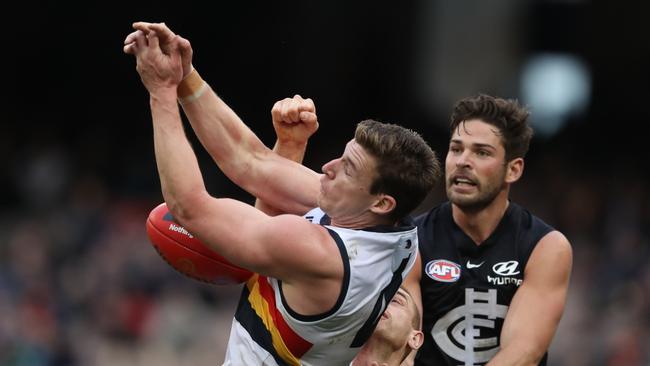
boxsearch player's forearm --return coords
[486,307,556,366]
[485,344,543,366]
[272,139,308,164]
[178,73,269,186]
[150,92,209,221]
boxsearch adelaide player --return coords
[124,22,440,365]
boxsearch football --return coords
[145,202,254,285]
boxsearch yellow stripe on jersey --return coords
[246,275,305,366]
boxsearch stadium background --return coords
[3,1,649,365]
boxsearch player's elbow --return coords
[165,189,210,227]
[225,147,272,190]
[524,347,546,365]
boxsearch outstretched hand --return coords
[271,95,319,146]
[124,22,193,79]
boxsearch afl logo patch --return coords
[425,259,461,282]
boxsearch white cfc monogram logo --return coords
[432,289,508,365]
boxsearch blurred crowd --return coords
[1,138,648,366]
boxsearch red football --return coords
[145,202,254,285]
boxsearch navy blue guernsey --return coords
[414,201,553,366]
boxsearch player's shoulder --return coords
[508,201,543,224]
[509,202,572,260]
[508,202,555,238]
[538,230,572,252]
[527,229,573,278]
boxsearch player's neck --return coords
[331,211,394,230]
[452,192,510,245]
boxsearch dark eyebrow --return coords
[450,139,496,151]
[472,143,497,151]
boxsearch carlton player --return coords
[404,94,572,365]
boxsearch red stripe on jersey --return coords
[257,276,313,358]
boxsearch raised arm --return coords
[486,231,572,366]
[128,22,320,215]
[255,95,318,215]
[126,26,344,311]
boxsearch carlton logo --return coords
[425,260,461,282]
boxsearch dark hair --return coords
[354,120,441,221]
[450,94,533,161]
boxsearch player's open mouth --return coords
[451,176,477,187]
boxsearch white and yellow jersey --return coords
[223,207,418,366]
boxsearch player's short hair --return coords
[355,120,441,221]
[450,94,533,161]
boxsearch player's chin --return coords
[316,194,331,213]
[447,189,467,201]
[447,193,478,208]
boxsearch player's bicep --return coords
[500,231,572,358]
[245,214,340,280]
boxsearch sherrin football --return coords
[145,202,253,285]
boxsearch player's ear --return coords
[369,194,396,216]
[408,330,424,350]
[505,157,524,184]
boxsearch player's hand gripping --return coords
[124,22,194,80]
[125,28,183,95]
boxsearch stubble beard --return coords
[446,172,506,212]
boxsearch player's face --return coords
[445,119,508,210]
[318,140,379,222]
[374,288,417,347]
